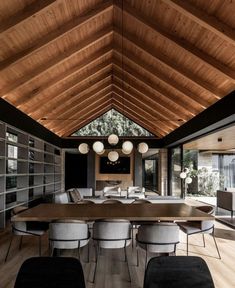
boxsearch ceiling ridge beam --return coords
[16,46,113,108]
[113,80,186,122]
[61,101,112,137]
[112,99,163,137]
[45,78,112,124]
[162,0,235,45]
[0,0,113,71]
[113,27,221,98]
[56,94,111,134]
[26,63,112,117]
[112,87,178,131]
[0,0,57,34]
[113,61,200,116]
[114,47,210,108]
[0,26,113,98]
[114,1,235,82]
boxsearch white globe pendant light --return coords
[108,151,119,162]
[108,134,119,145]
[185,177,192,184]
[122,141,133,154]
[122,148,131,155]
[97,149,105,155]
[92,141,104,153]
[78,143,89,154]
[138,142,149,154]
[180,172,187,179]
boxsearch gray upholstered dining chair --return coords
[144,256,215,288]
[5,206,47,262]
[92,219,132,282]
[49,219,90,261]
[177,205,221,259]
[131,199,151,247]
[103,199,123,204]
[136,222,180,268]
[14,257,86,288]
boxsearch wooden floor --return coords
[0,221,235,288]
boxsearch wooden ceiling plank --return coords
[0,26,113,98]
[113,61,201,115]
[55,94,111,133]
[113,27,221,98]
[16,46,113,108]
[114,47,210,109]
[112,83,181,129]
[60,100,112,137]
[113,87,178,131]
[112,92,173,134]
[112,99,163,137]
[115,1,235,83]
[162,0,235,45]
[0,0,57,34]
[0,0,113,71]
[45,80,112,127]
[42,89,111,127]
[112,72,192,119]
[46,90,111,132]
[27,63,112,118]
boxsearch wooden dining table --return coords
[12,203,214,222]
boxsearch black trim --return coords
[0,98,61,147]
[163,90,235,147]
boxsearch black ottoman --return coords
[144,256,215,288]
[14,257,85,288]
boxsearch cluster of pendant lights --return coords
[78,134,148,162]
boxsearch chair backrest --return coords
[93,219,131,249]
[11,206,29,235]
[144,256,215,288]
[67,188,82,203]
[54,192,69,204]
[77,200,95,204]
[196,205,214,214]
[137,223,179,253]
[14,257,85,288]
[49,219,89,249]
[103,199,123,204]
[133,199,151,204]
[196,206,214,232]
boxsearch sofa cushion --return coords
[68,189,82,203]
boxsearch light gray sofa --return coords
[217,189,235,217]
[54,188,93,204]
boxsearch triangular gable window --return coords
[71,109,153,136]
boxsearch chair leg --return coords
[19,236,23,250]
[124,244,127,262]
[202,233,205,247]
[92,244,99,283]
[186,234,189,256]
[39,236,41,256]
[131,226,134,248]
[5,235,14,262]
[87,242,89,263]
[125,245,131,282]
[145,246,148,269]
[212,229,221,259]
[136,248,139,266]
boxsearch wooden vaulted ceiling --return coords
[0,0,234,138]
